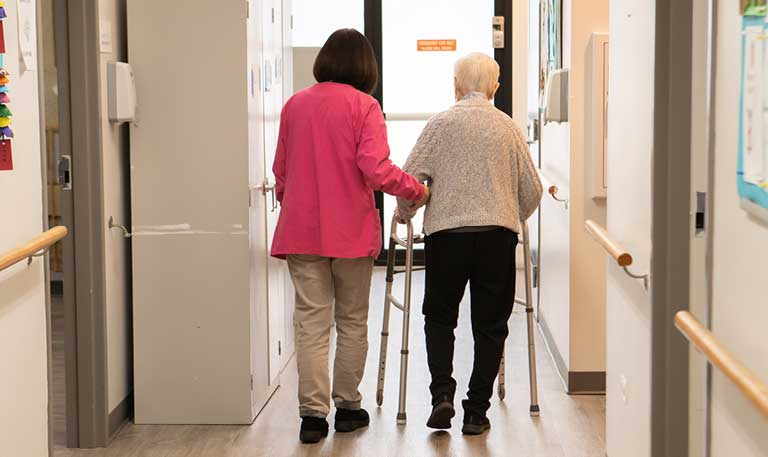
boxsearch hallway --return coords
[55,271,605,457]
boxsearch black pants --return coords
[423,228,518,416]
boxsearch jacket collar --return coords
[455,92,492,107]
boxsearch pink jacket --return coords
[271,82,424,259]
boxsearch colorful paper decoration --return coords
[0,1,11,171]
[0,138,11,170]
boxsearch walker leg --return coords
[523,223,540,416]
[498,350,506,400]
[396,225,415,425]
[377,241,398,407]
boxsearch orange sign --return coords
[417,40,457,52]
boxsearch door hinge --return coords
[278,340,282,356]
[250,374,254,390]
[271,7,275,23]
[246,1,249,18]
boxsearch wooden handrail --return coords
[0,226,68,273]
[584,220,633,267]
[675,311,768,418]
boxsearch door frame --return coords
[41,0,110,450]
[650,0,696,455]
[364,0,514,265]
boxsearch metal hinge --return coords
[271,7,275,23]
[246,1,249,18]
[250,374,254,390]
[291,15,294,30]
[278,340,282,356]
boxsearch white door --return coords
[248,0,275,415]
[263,0,286,386]
[128,0,261,423]
[280,0,296,364]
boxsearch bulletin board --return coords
[738,5,768,221]
[539,0,562,98]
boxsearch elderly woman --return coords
[397,52,542,435]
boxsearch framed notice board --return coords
[738,8,768,221]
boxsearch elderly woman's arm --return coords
[396,119,439,219]
[512,126,543,222]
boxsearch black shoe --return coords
[462,413,491,435]
[334,408,370,433]
[299,417,329,444]
[426,394,455,430]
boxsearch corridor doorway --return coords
[41,0,112,449]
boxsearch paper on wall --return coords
[743,26,765,185]
[17,0,37,71]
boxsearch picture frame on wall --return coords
[539,0,563,100]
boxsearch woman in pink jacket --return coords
[271,29,429,444]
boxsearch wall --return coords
[0,2,49,456]
[567,0,608,376]
[538,0,608,386]
[97,0,132,414]
[710,4,768,455]
[539,0,572,378]
[605,1,654,456]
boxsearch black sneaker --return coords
[334,408,370,433]
[462,413,491,435]
[299,417,329,444]
[426,394,455,430]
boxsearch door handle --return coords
[255,179,279,212]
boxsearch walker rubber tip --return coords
[396,413,407,425]
[376,390,384,406]
[530,405,540,417]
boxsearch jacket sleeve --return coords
[356,102,425,201]
[273,104,289,203]
[396,118,439,220]
[511,123,543,222]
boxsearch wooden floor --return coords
[55,271,605,457]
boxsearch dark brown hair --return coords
[313,29,379,94]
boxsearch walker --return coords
[375,215,540,425]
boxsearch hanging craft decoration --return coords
[0,0,12,172]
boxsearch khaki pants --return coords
[287,255,374,418]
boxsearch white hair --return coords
[454,52,500,95]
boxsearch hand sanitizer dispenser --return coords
[544,68,569,123]
[107,62,137,124]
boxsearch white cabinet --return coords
[128,0,293,424]
[588,33,609,200]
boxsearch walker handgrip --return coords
[389,215,415,248]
